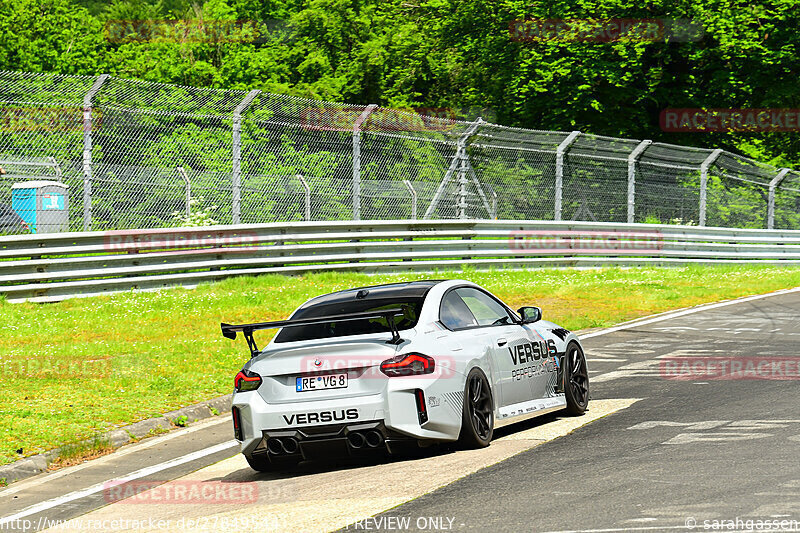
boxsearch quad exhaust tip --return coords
[266,437,300,455]
[348,430,384,449]
[365,430,384,448]
[347,431,366,449]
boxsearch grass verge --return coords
[1,265,799,466]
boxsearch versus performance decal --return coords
[508,339,557,365]
[282,408,358,425]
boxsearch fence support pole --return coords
[698,148,723,227]
[352,104,377,221]
[627,140,651,224]
[554,131,580,221]
[176,167,191,216]
[231,89,260,225]
[424,118,483,219]
[403,179,417,219]
[297,174,311,221]
[768,168,791,230]
[81,74,109,231]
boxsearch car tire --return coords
[245,453,297,472]
[458,368,494,448]
[563,341,589,416]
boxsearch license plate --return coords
[296,373,348,392]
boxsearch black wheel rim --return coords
[568,346,589,407]
[468,374,492,439]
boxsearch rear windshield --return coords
[274,297,424,343]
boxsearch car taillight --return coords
[380,353,435,377]
[234,370,262,392]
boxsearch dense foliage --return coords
[1,0,799,166]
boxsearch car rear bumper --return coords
[232,379,464,457]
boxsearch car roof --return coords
[299,280,445,308]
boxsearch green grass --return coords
[1,265,799,466]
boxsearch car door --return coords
[450,287,534,409]
[519,321,560,400]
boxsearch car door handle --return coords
[497,338,507,346]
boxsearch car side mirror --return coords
[517,306,542,324]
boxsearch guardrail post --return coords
[403,179,417,219]
[176,167,191,216]
[232,90,260,225]
[352,104,378,221]
[297,174,311,221]
[627,140,651,224]
[698,149,723,227]
[82,74,109,231]
[554,131,580,221]
[768,168,791,230]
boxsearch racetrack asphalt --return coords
[2,288,799,532]
[364,290,800,532]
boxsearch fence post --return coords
[403,179,417,219]
[176,167,191,216]
[458,155,468,218]
[768,168,791,230]
[554,131,580,221]
[627,140,651,224]
[698,148,723,227]
[352,104,377,220]
[296,174,311,221]
[81,74,109,231]
[231,90,260,225]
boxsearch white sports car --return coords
[222,279,589,471]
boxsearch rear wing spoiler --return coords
[221,308,405,357]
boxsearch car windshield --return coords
[274,297,424,343]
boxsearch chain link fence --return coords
[1,70,799,232]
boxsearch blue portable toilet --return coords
[11,181,70,233]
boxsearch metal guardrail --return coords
[2,220,800,303]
